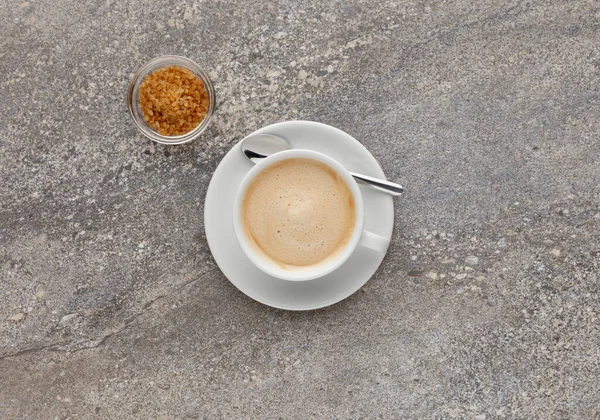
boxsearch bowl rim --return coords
[127,55,216,145]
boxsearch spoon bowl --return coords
[241,134,291,163]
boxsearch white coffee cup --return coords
[233,149,388,281]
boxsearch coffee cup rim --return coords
[233,149,365,282]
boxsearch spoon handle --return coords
[350,172,404,196]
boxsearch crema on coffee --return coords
[241,158,356,268]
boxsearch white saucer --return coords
[204,121,394,310]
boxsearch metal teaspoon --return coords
[241,133,404,196]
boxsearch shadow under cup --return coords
[232,149,370,282]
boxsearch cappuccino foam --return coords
[242,158,356,268]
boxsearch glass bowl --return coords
[127,55,216,145]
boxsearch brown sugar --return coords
[138,65,209,136]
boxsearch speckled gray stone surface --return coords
[1,0,599,418]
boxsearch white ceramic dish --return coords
[204,121,394,310]
[233,148,389,282]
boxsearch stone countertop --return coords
[1,0,599,418]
